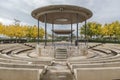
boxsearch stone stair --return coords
[41,62,74,80]
[55,48,67,59]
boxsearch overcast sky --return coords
[0,0,120,33]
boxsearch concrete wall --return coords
[0,62,45,69]
[74,67,120,80]
[0,67,42,80]
[70,62,120,70]
[68,58,120,64]
[0,57,29,64]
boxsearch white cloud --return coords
[0,18,13,25]
[0,0,120,33]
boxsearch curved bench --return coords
[68,62,120,72]
[0,52,53,65]
[0,67,43,80]
[74,67,120,80]
[68,52,120,63]
[12,50,34,58]
[0,57,29,64]
[0,62,46,69]
[24,42,36,48]
[68,47,120,63]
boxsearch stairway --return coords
[41,62,74,80]
[55,48,67,59]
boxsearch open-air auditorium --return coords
[0,5,120,80]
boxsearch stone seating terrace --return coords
[0,42,120,80]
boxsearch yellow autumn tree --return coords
[0,22,3,34]
[15,24,25,39]
[5,25,16,38]
[31,25,38,39]
[39,27,45,39]
[80,22,102,38]
[0,22,45,40]
[24,25,45,40]
[101,23,115,39]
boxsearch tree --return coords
[0,23,3,34]
[39,27,45,39]
[5,25,16,38]
[111,21,120,39]
[80,22,102,38]
[0,23,45,40]
[101,21,120,40]
[25,25,45,40]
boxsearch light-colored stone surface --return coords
[42,62,73,80]
[36,44,41,56]
[0,62,46,69]
[0,57,29,64]
[69,62,120,72]
[74,67,120,80]
[1,43,120,80]
[0,67,42,80]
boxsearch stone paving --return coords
[41,61,74,80]
[1,43,120,80]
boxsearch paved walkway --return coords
[41,61,74,80]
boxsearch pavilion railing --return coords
[37,43,88,58]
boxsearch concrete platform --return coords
[74,67,120,80]
[0,67,43,80]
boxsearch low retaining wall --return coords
[74,67,120,80]
[0,67,42,80]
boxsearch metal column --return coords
[76,14,79,46]
[85,20,87,45]
[44,14,47,46]
[52,23,54,45]
[71,21,73,46]
[37,19,40,44]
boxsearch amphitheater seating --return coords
[0,43,55,80]
[1,43,120,80]
[0,58,29,64]
[0,67,43,80]
[68,62,120,72]
[24,42,36,48]
[0,43,53,65]
[67,43,120,80]
[74,67,120,80]
[0,62,46,69]
[12,50,34,58]
[0,54,53,65]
